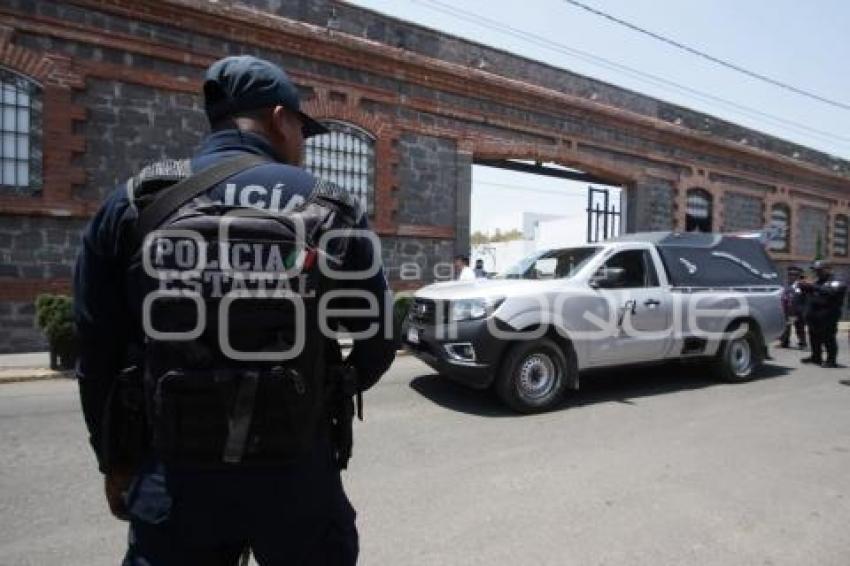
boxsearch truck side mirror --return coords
[590,267,625,289]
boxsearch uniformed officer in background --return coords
[799,260,847,368]
[74,55,396,565]
[779,266,807,349]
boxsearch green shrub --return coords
[393,295,413,325]
[35,294,77,369]
[392,294,413,344]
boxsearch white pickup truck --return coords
[402,232,785,412]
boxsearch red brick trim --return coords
[6,7,848,207]
[396,224,455,239]
[77,60,200,93]
[0,278,72,301]
[61,0,850,190]
[3,1,848,243]
[0,199,97,217]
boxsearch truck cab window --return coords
[597,249,658,288]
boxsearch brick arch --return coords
[0,34,86,215]
[301,93,400,234]
[0,37,85,92]
[0,43,54,85]
[302,96,392,139]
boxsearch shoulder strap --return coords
[133,153,270,246]
[308,179,364,227]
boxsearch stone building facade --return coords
[0,0,849,352]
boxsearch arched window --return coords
[1,67,41,193]
[768,204,790,253]
[685,188,712,232]
[834,214,848,257]
[304,120,375,215]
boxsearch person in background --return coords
[473,259,487,279]
[453,255,475,281]
[779,266,807,349]
[799,260,847,368]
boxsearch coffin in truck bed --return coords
[613,232,780,288]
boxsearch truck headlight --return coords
[450,297,504,322]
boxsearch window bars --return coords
[768,204,790,253]
[304,121,375,216]
[0,67,39,192]
[834,215,848,257]
[685,189,712,233]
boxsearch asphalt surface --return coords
[1,347,850,565]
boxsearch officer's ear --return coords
[270,106,287,137]
[269,106,304,144]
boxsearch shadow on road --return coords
[409,374,515,417]
[409,361,793,417]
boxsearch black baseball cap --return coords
[203,55,328,138]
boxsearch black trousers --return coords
[807,318,839,364]
[122,452,358,566]
[780,316,807,346]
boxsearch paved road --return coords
[2,347,850,565]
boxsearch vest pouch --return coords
[151,366,318,468]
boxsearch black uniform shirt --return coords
[805,275,847,322]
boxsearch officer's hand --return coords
[104,471,134,521]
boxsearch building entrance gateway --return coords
[472,157,623,246]
[469,159,623,277]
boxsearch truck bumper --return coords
[401,317,507,390]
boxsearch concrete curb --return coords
[0,368,74,385]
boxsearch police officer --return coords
[74,55,396,564]
[800,260,847,368]
[779,266,807,349]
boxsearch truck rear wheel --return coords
[714,323,762,383]
[497,338,569,413]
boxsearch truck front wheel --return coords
[714,323,762,383]
[497,338,569,413]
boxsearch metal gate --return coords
[586,186,621,243]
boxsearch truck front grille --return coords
[409,298,447,325]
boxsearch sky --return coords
[349,0,850,238]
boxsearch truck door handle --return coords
[617,300,637,327]
[644,299,660,307]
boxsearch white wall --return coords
[535,213,592,249]
[472,240,536,275]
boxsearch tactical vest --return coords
[123,155,361,468]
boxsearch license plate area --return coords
[406,326,420,345]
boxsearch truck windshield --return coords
[501,247,601,280]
